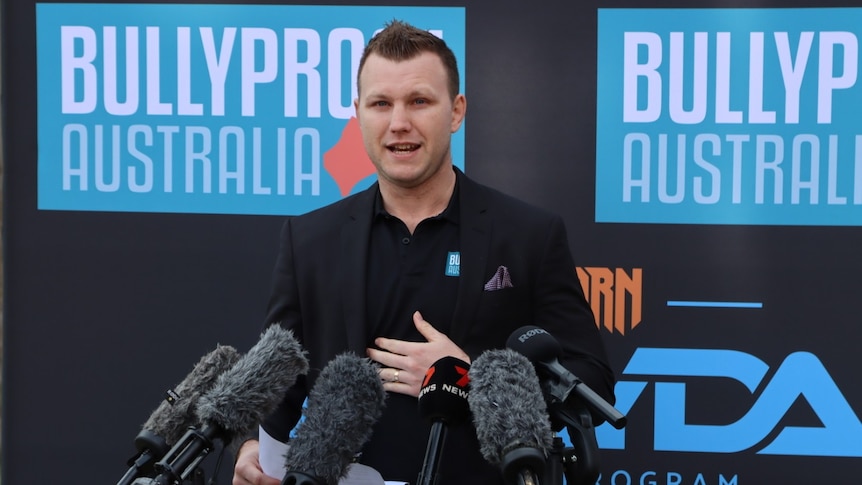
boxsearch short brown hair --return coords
[357,19,460,99]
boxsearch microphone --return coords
[415,356,472,485]
[505,326,625,429]
[117,344,240,485]
[468,349,553,485]
[152,324,309,485]
[281,352,386,485]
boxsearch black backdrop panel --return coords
[4,1,861,484]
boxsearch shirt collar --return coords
[372,168,461,224]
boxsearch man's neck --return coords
[380,167,456,234]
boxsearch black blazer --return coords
[261,167,615,482]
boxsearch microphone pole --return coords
[418,419,446,485]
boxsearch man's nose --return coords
[389,104,412,132]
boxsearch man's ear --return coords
[450,94,466,133]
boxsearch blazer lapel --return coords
[340,186,377,353]
[450,172,492,345]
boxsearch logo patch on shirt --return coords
[445,252,461,277]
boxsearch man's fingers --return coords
[413,310,442,341]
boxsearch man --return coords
[233,19,615,485]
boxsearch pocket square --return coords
[484,265,514,291]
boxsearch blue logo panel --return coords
[36,4,466,215]
[597,8,862,226]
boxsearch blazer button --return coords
[401,237,411,245]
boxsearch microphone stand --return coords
[417,420,446,485]
[539,375,626,485]
[151,424,221,485]
[542,405,600,485]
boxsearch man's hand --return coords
[367,311,471,397]
[232,440,281,485]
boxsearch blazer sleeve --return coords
[530,214,616,412]
[259,217,308,441]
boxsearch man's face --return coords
[354,51,466,190]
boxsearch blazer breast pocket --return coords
[476,285,531,326]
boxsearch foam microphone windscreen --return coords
[282,352,386,485]
[468,348,553,465]
[140,344,240,448]
[195,324,309,444]
[417,356,471,423]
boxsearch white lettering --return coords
[620,132,862,206]
[284,28,321,118]
[127,124,154,192]
[619,31,861,125]
[623,32,663,123]
[200,27,236,116]
[668,32,708,124]
[146,27,172,115]
[241,28,278,117]
[774,32,813,124]
[103,26,140,116]
[818,32,858,124]
[327,28,363,118]
[60,124,322,196]
[61,26,97,114]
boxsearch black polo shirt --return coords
[361,174,500,483]
[365,178,461,343]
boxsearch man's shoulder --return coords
[460,171,558,221]
[290,184,376,225]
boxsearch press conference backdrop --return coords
[4,0,862,484]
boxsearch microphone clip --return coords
[281,471,326,485]
[500,446,545,485]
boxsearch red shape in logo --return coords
[423,365,436,387]
[455,365,470,387]
[323,117,376,197]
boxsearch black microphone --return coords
[507,326,626,485]
[415,356,472,485]
[468,349,553,485]
[152,324,309,485]
[117,344,240,485]
[281,352,386,485]
[506,326,625,429]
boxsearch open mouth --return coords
[387,143,420,154]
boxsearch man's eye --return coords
[373,100,388,107]
[414,99,427,105]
